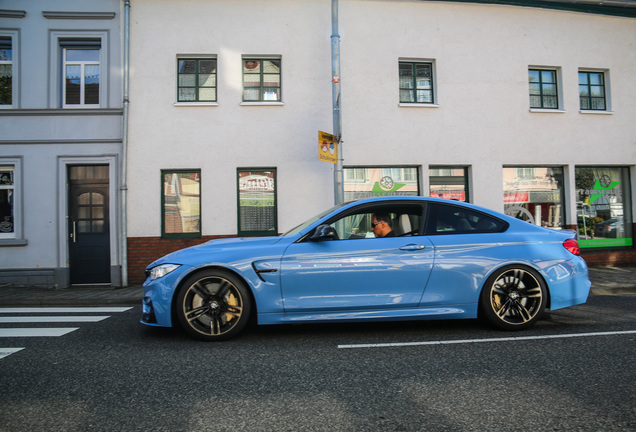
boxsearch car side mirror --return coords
[309,224,338,241]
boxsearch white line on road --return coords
[338,330,636,349]
[0,316,110,323]
[0,307,132,314]
[0,328,79,337]
[0,347,24,359]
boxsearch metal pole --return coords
[121,0,131,286]
[331,0,344,204]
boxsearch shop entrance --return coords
[68,165,111,285]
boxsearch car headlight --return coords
[148,264,181,280]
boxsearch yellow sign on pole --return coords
[318,131,338,164]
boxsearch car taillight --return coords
[563,238,580,256]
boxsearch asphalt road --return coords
[1,294,635,432]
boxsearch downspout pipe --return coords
[121,0,130,286]
[331,0,344,205]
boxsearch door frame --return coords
[57,156,119,286]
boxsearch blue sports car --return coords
[141,197,590,341]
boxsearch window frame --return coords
[429,166,471,202]
[0,31,17,109]
[237,168,278,237]
[528,67,562,111]
[0,157,25,245]
[241,57,282,103]
[579,69,609,112]
[161,169,202,239]
[399,60,436,105]
[62,43,101,108]
[50,31,108,109]
[176,56,218,104]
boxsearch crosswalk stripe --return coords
[0,316,110,323]
[0,348,24,359]
[0,307,132,314]
[0,328,79,337]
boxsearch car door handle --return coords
[399,244,426,251]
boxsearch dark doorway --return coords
[68,165,111,285]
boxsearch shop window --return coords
[399,60,435,104]
[529,68,560,109]
[237,169,277,236]
[177,57,217,102]
[343,167,420,201]
[242,58,281,102]
[503,167,565,228]
[62,40,101,107]
[579,70,607,111]
[429,167,470,202]
[0,35,13,107]
[576,167,632,248]
[161,170,201,238]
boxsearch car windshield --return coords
[282,204,345,236]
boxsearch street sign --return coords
[318,131,338,164]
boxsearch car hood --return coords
[147,236,287,269]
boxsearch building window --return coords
[242,58,281,102]
[161,170,201,238]
[576,167,632,248]
[399,61,434,104]
[177,58,217,102]
[503,167,565,228]
[343,167,419,201]
[0,36,12,106]
[62,41,101,107]
[237,169,277,236]
[579,71,607,111]
[529,68,559,109]
[0,159,21,242]
[429,167,470,202]
[0,165,15,238]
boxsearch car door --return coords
[279,204,434,313]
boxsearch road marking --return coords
[0,316,110,323]
[0,328,79,337]
[338,330,636,349]
[0,307,132,313]
[0,347,24,359]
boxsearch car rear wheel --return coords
[176,270,251,341]
[480,266,547,330]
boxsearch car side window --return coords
[425,203,506,235]
[328,205,423,239]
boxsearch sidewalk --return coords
[0,267,634,307]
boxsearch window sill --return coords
[173,102,219,107]
[399,103,439,108]
[529,109,566,113]
[580,110,613,115]
[240,102,284,106]
[0,239,28,247]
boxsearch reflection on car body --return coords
[141,197,591,341]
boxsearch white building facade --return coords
[125,0,636,284]
[0,1,126,287]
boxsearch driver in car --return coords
[371,213,395,238]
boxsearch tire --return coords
[175,269,252,341]
[480,265,547,331]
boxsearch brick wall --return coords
[127,235,235,285]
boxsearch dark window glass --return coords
[425,203,507,235]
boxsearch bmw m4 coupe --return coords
[141,197,590,341]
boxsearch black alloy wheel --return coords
[480,265,547,330]
[176,270,251,341]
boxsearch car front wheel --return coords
[480,266,547,330]
[176,270,251,341]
